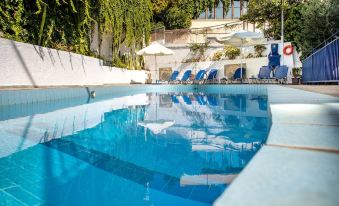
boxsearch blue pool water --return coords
[0,90,271,205]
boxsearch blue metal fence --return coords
[302,38,339,83]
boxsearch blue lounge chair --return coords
[257,66,273,83]
[193,70,206,84]
[168,71,179,83]
[179,70,192,84]
[204,69,218,84]
[275,65,288,84]
[232,68,246,82]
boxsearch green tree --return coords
[152,0,231,30]
[300,0,339,56]
[0,0,153,69]
[241,0,339,57]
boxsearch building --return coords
[197,0,249,20]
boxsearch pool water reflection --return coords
[0,92,270,206]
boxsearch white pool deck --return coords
[215,85,339,206]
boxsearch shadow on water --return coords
[15,115,34,152]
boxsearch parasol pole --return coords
[240,39,244,83]
[281,0,284,65]
[154,54,157,84]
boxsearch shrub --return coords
[246,53,255,58]
[292,67,302,78]
[254,45,267,57]
[211,51,223,61]
[224,45,240,59]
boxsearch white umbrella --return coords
[137,42,174,83]
[216,31,266,79]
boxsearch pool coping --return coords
[214,85,339,206]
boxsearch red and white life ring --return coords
[283,45,293,55]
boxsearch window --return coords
[197,0,248,20]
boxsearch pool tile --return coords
[0,177,16,189]
[0,191,24,206]
[4,186,41,205]
[161,177,193,200]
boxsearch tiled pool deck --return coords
[215,85,339,206]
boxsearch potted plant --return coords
[292,67,302,85]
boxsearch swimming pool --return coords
[0,86,271,205]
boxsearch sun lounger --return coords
[193,70,206,84]
[275,65,288,84]
[230,68,246,83]
[257,66,274,83]
[179,70,192,84]
[168,71,179,84]
[204,69,218,84]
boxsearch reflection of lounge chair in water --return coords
[251,95,268,111]
[194,94,206,105]
[217,130,264,145]
[182,95,192,105]
[257,97,267,111]
[207,95,218,106]
[171,95,179,104]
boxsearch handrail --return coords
[304,30,339,59]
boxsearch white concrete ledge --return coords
[215,85,339,206]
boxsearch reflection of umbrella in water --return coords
[138,120,175,134]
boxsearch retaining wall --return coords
[0,38,147,87]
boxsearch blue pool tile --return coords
[0,177,16,189]
[161,177,194,200]
[189,185,226,203]
[4,186,40,205]
[0,191,24,206]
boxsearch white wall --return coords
[0,38,147,87]
[145,42,297,83]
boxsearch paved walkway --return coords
[286,85,339,98]
[215,85,339,206]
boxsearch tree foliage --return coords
[241,0,339,57]
[0,0,152,69]
[152,0,231,29]
[300,0,339,56]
